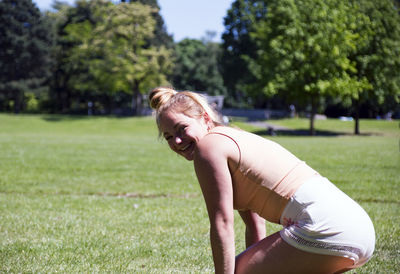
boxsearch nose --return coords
[174,136,182,144]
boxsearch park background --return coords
[1,0,399,272]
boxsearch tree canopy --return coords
[172,38,226,96]
[347,0,400,133]
[0,0,398,123]
[48,0,172,114]
[221,0,267,107]
[131,0,174,48]
[247,0,400,134]
[0,0,53,113]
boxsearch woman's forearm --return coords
[239,210,266,248]
[245,223,265,248]
[210,223,236,274]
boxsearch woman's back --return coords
[206,126,319,223]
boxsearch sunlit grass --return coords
[0,114,399,273]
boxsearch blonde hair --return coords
[149,87,222,131]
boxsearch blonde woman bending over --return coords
[149,87,375,274]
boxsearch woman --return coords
[149,87,375,274]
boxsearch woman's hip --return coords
[279,176,375,268]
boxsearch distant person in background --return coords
[149,87,375,274]
[289,104,296,118]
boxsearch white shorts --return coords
[280,176,375,268]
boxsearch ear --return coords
[203,111,211,123]
[202,112,212,130]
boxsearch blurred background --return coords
[1,0,399,134]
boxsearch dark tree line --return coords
[0,0,53,113]
[222,0,400,134]
[0,0,399,134]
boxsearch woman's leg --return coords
[235,232,354,274]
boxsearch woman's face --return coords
[159,110,209,161]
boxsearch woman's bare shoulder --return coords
[195,130,240,164]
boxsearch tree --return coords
[49,0,172,114]
[0,0,53,113]
[47,0,111,113]
[347,0,400,134]
[131,0,174,48]
[172,38,226,96]
[113,0,173,48]
[97,1,173,114]
[250,0,369,135]
[221,0,267,107]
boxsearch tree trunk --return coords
[61,89,71,114]
[131,80,142,116]
[353,98,360,135]
[309,95,317,136]
[14,89,22,114]
[58,72,72,113]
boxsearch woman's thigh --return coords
[235,232,354,274]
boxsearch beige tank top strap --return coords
[206,131,242,172]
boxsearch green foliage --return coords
[48,0,173,114]
[347,0,400,133]
[221,0,267,106]
[25,92,39,113]
[252,0,364,98]
[0,114,398,272]
[247,0,400,134]
[1,0,398,118]
[0,0,53,113]
[88,1,172,93]
[172,39,226,96]
[132,0,174,48]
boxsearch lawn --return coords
[0,114,399,273]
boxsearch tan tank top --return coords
[208,126,319,224]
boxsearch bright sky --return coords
[32,0,234,42]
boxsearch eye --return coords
[178,125,187,134]
[164,134,172,141]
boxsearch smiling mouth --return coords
[180,143,192,152]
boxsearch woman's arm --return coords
[194,135,237,274]
[238,210,266,248]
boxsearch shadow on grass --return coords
[251,128,349,137]
[243,119,384,137]
[250,127,381,137]
[41,114,89,122]
[41,114,135,122]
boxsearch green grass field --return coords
[1,114,399,273]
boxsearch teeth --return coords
[181,143,191,151]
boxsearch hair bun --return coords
[149,87,177,111]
